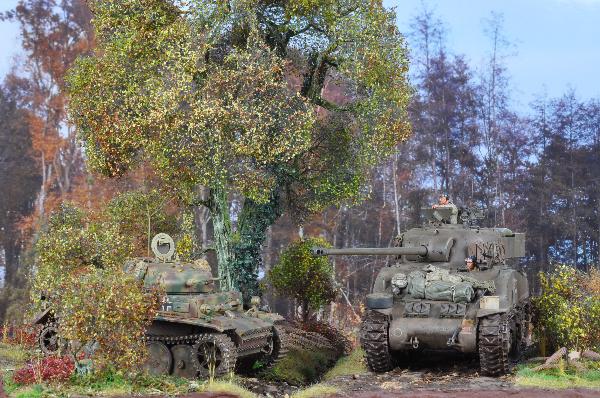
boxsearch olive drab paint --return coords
[313,206,531,376]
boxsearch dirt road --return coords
[238,352,599,397]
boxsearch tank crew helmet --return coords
[438,193,451,205]
[465,256,477,270]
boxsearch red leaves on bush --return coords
[0,324,38,348]
[13,356,74,385]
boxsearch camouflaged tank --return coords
[313,207,531,376]
[33,233,287,379]
[124,233,287,378]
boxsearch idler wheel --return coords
[192,334,237,378]
[261,325,288,369]
[142,341,172,376]
[171,344,197,378]
[38,323,67,355]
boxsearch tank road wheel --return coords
[192,334,237,378]
[360,310,394,373]
[142,341,173,376]
[478,313,513,376]
[38,322,67,355]
[171,344,198,378]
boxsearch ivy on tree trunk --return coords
[232,192,282,304]
[208,186,235,291]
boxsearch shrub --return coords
[13,356,75,385]
[266,348,331,386]
[56,268,161,371]
[269,238,336,321]
[33,204,134,307]
[104,189,179,257]
[0,324,37,348]
[533,265,600,351]
[31,203,161,372]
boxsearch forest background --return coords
[1,0,599,324]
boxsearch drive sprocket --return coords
[192,333,237,378]
[38,322,67,356]
[360,310,394,373]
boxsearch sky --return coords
[385,0,600,106]
[0,0,599,108]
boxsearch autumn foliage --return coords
[533,265,600,351]
[56,269,161,371]
[13,356,75,385]
[0,324,37,348]
[32,203,162,371]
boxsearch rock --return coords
[582,350,600,361]
[265,385,279,394]
[352,374,359,379]
[568,350,581,361]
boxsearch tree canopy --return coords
[67,0,412,297]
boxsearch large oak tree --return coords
[68,0,412,300]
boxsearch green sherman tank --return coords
[33,233,287,378]
[313,207,531,376]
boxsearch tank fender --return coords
[31,308,52,326]
[154,314,230,332]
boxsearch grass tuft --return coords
[323,349,367,381]
[0,343,30,368]
[201,380,256,398]
[516,361,600,389]
[264,348,332,386]
[12,384,44,398]
[291,384,339,398]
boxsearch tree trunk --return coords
[209,185,235,291]
[302,299,310,322]
[231,192,281,305]
[2,239,20,287]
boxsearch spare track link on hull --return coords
[360,310,394,373]
[478,312,512,376]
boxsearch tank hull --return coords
[388,315,477,353]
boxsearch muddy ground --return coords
[2,352,598,397]
[237,352,597,397]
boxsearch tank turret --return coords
[315,207,530,377]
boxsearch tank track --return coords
[478,312,513,376]
[360,310,394,373]
[145,334,201,345]
[145,333,237,377]
[269,324,289,367]
[192,333,237,377]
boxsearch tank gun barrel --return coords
[312,246,428,257]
